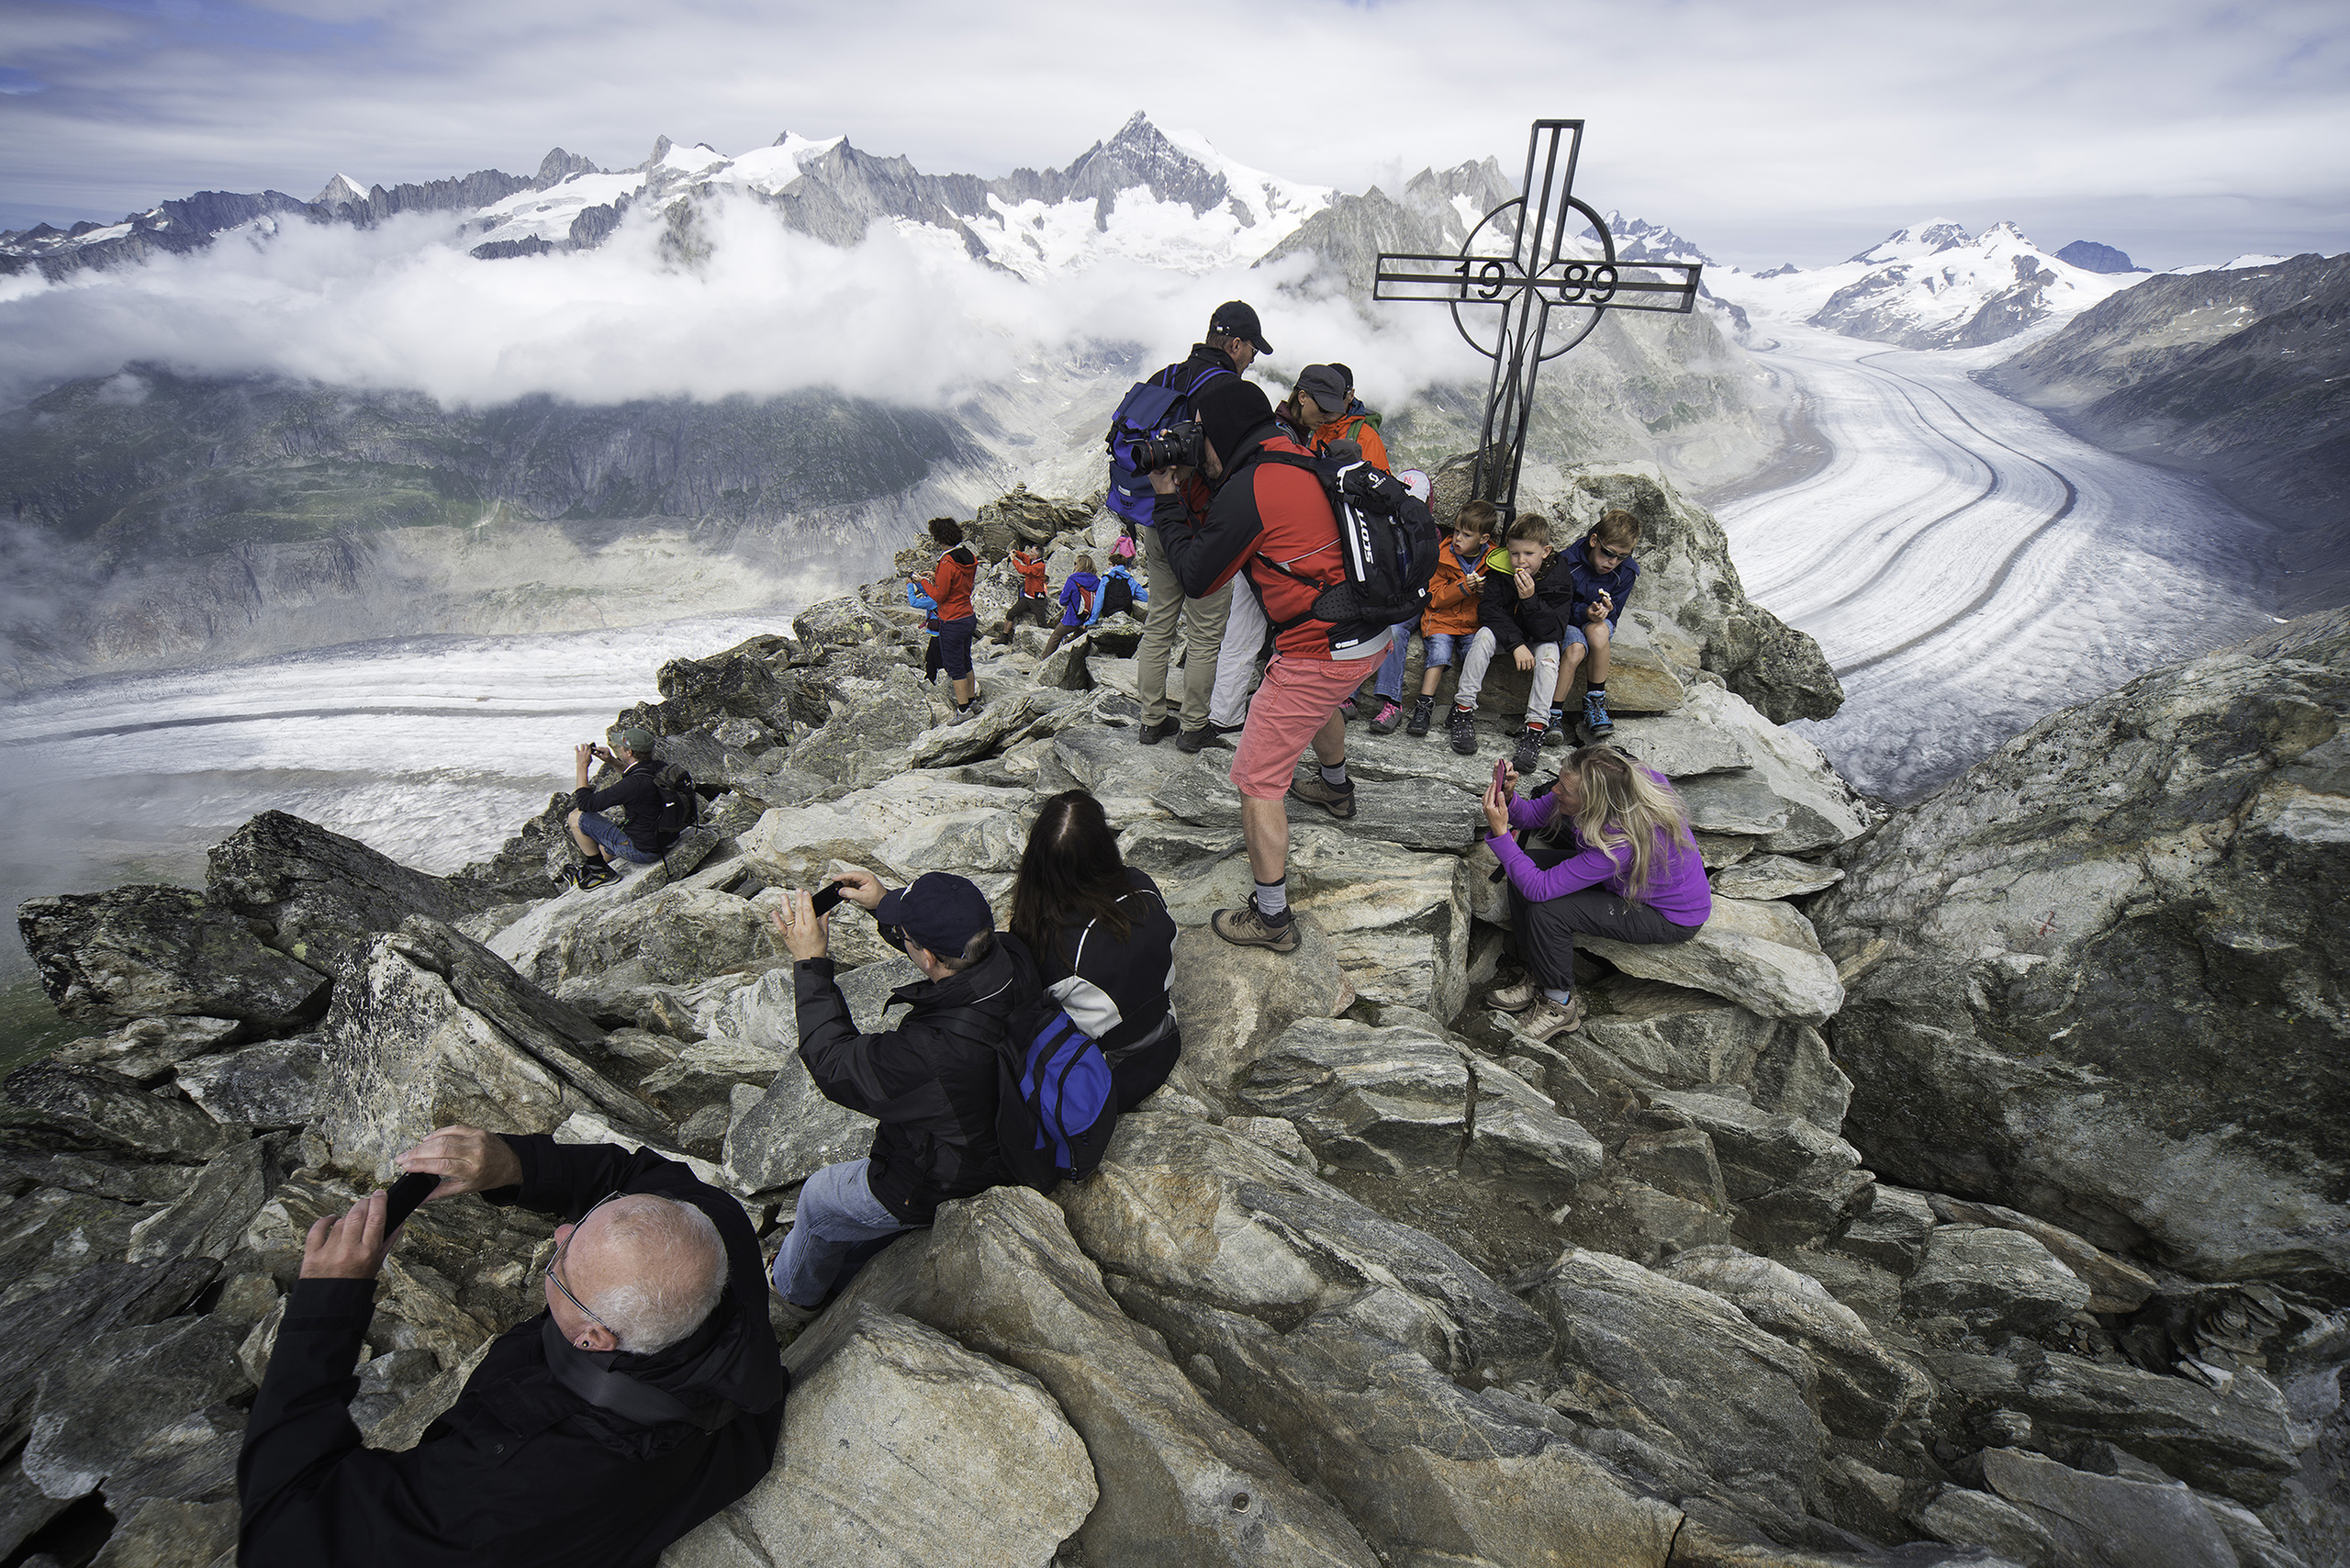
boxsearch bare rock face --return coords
[207,810,504,981]
[1815,608,2350,1302]
[18,885,328,1028]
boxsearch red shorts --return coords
[1229,644,1386,800]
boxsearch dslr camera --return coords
[1129,419,1204,474]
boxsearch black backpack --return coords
[1246,451,1441,656]
[650,762,700,841]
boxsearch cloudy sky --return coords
[4,0,2345,269]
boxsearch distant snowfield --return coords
[1715,325,2278,801]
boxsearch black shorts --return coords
[938,615,979,679]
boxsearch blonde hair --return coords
[1534,745,1696,903]
[1075,554,1096,573]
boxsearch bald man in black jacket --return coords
[236,1128,787,1567]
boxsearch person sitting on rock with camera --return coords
[766,868,1035,1319]
[1479,745,1710,1040]
[237,1126,786,1567]
[566,725,673,890]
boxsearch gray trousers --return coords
[1454,627,1561,724]
[1137,523,1233,729]
[1511,883,1702,995]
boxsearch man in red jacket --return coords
[1154,379,1393,954]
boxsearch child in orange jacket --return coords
[1365,498,1498,736]
[989,546,1053,643]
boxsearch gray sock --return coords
[1543,987,1572,1005]
[1254,879,1292,919]
[1319,762,1348,787]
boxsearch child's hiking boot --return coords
[1511,725,1545,777]
[1583,690,1614,736]
[1545,707,1571,747]
[575,860,621,891]
[1405,695,1436,737]
[1288,772,1357,821]
[1337,696,1360,722]
[1369,698,1404,735]
[1211,900,1301,953]
[1448,704,1479,756]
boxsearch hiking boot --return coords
[1583,690,1614,736]
[1211,901,1301,953]
[575,860,621,891]
[1405,694,1436,737]
[1514,993,1585,1042]
[1369,698,1404,734]
[1337,697,1360,722]
[1288,771,1357,821]
[1138,717,1178,746]
[950,703,976,726]
[1511,725,1545,777]
[1486,977,1540,1013]
[1176,726,1227,755]
[1544,712,1571,747]
[1448,704,1479,756]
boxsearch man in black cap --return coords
[765,867,1035,1316]
[1131,301,1272,754]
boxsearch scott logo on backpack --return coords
[1248,453,1442,657]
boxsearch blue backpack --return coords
[994,1002,1116,1189]
[1103,363,1232,528]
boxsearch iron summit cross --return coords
[1374,118,1704,518]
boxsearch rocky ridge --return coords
[2,474,2339,1567]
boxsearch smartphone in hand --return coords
[1493,759,1510,798]
[808,879,850,917]
[384,1170,441,1232]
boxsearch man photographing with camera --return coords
[237,1126,786,1566]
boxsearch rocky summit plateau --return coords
[3,461,2344,1568]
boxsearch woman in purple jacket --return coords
[1479,745,1711,1039]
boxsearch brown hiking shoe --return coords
[1486,978,1539,1013]
[1288,771,1357,820]
[1211,901,1301,953]
[1514,994,1585,1042]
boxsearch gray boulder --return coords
[126,1138,279,1263]
[21,1314,250,1502]
[1903,1226,2093,1340]
[1980,1446,2237,1568]
[49,1015,241,1082]
[174,1038,325,1127]
[0,1260,218,1452]
[1564,979,1852,1130]
[1646,1089,1871,1248]
[1908,1484,2057,1568]
[1674,683,1872,852]
[2,1063,238,1162]
[1814,609,2350,1300]
[18,885,327,1028]
[314,916,667,1177]
[818,1186,1382,1568]
[1154,760,1481,852]
[1164,917,1353,1112]
[1581,895,1845,1024]
[207,811,503,981]
[1529,1248,1824,1517]
[1711,854,1845,901]
[1927,1194,2157,1315]
[1834,1184,1937,1276]
[667,1306,1094,1568]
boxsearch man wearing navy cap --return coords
[765,868,1035,1316]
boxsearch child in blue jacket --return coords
[1041,556,1102,658]
[1550,508,1642,738]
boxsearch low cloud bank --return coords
[0,195,1485,414]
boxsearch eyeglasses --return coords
[546,1191,623,1341]
[1591,544,1626,564]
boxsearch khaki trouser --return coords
[1137,524,1233,730]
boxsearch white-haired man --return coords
[237,1126,787,1566]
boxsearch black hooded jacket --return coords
[236,1137,786,1568]
[792,934,1036,1224]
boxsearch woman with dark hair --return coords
[1009,790,1181,1111]
[915,517,980,722]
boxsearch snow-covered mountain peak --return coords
[1848,218,1970,266]
[313,174,368,210]
[1601,211,1713,266]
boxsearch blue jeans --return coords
[1375,629,1461,700]
[577,810,659,865]
[768,1159,917,1307]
